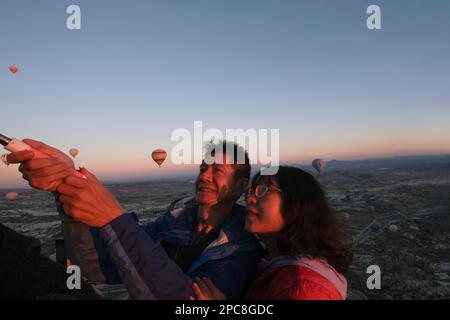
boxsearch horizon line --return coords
[2,152,449,191]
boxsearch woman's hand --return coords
[57,168,125,227]
[190,277,226,300]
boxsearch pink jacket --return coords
[246,256,347,300]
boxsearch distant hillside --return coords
[3,154,449,191]
[289,154,450,172]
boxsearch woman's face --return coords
[245,176,285,235]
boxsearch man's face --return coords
[195,154,244,207]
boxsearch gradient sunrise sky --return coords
[1,0,450,188]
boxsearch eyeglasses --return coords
[246,184,282,199]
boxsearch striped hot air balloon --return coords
[312,158,326,173]
[152,149,167,167]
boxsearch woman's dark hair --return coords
[251,166,352,273]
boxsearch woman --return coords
[192,166,352,300]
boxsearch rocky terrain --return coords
[316,168,450,299]
[1,156,449,299]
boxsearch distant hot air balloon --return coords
[9,65,18,74]
[152,149,167,167]
[5,192,19,201]
[388,224,399,233]
[69,148,79,158]
[312,158,326,173]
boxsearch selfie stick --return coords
[0,133,86,179]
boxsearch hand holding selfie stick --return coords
[0,133,86,179]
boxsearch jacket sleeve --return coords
[55,192,164,284]
[59,193,260,300]
[54,190,179,285]
[99,213,261,300]
[99,212,194,300]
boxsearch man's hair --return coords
[204,140,251,180]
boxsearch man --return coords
[8,140,263,299]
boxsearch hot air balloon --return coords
[312,158,326,173]
[152,149,167,167]
[9,66,18,74]
[69,148,79,158]
[388,224,399,233]
[5,192,19,201]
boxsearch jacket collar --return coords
[155,198,250,248]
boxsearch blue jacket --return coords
[57,196,263,300]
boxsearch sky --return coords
[1,0,450,188]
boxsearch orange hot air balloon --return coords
[9,66,18,74]
[152,149,167,167]
[69,148,79,158]
[5,192,19,201]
